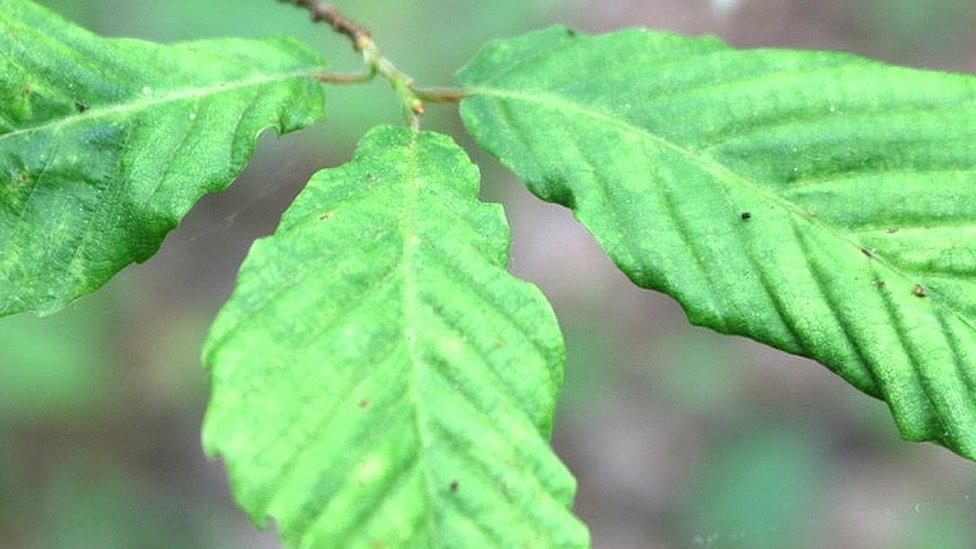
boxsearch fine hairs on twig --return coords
[278,0,464,129]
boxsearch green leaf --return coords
[203,126,587,547]
[0,0,326,316]
[458,26,976,460]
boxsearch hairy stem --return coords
[358,38,426,128]
[280,0,464,128]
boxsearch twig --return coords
[279,0,372,50]
[279,0,465,128]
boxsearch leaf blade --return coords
[459,26,976,460]
[0,0,326,316]
[203,126,588,547]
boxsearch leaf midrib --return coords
[0,69,320,144]
[399,132,440,544]
[467,85,976,337]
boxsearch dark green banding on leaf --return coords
[459,26,976,461]
[0,0,326,316]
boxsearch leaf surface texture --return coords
[0,0,326,315]
[203,126,587,548]
[459,27,976,460]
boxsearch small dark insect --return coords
[740,211,752,220]
[886,227,899,234]
[913,284,927,298]
[74,101,89,113]
[566,28,578,37]
[449,481,459,492]
[861,248,874,258]
[874,280,886,290]
[319,211,335,221]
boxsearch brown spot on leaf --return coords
[449,481,458,492]
[874,280,886,290]
[358,399,371,409]
[913,284,927,298]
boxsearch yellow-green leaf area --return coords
[203,126,588,548]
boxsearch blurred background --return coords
[3,0,976,547]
